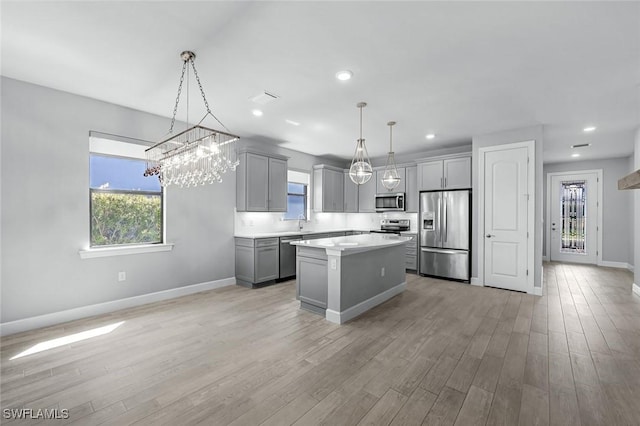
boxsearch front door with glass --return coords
[550,172,599,264]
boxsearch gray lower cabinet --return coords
[296,246,328,315]
[401,233,418,271]
[235,237,280,287]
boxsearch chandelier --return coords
[348,102,373,185]
[381,121,401,190]
[144,51,240,187]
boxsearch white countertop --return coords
[291,234,412,253]
[234,229,370,239]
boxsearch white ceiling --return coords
[2,1,639,163]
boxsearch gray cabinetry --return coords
[313,165,344,212]
[296,247,328,315]
[236,150,288,212]
[268,157,287,212]
[343,171,359,213]
[401,232,418,271]
[235,237,280,287]
[358,175,376,212]
[376,167,406,194]
[417,155,471,191]
[405,165,418,213]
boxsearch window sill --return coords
[79,243,174,259]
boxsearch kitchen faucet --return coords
[298,214,305,231]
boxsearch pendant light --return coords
[381,121,401,190]
[144,51,240,187]
[349,102,373,185]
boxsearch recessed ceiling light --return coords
[583,126,596,132]
[426,134,436,140]
[335,70,353,81]
[285,119,300,126]
[572,153,580,158]
[252,109,263,117]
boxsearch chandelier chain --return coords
[190,58,231,133]
[169,61,188,134]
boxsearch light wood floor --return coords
[1,263,638,425]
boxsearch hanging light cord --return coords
[359,104,363,140]
[168,55,231,134]
[389,124,393,152]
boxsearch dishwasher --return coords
[279,236,302,280]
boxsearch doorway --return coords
[547,170,602,264]
[478,141,535,293]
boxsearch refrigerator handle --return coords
[443,194,447,243]
[436,197,441,242]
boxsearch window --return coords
[89,143,163,247]
[284,170,310,220]
[283,182,307,220]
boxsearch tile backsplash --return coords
[234,211,418,234]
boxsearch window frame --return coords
[88,150,164,248]
[284,182,308,221]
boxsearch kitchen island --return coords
[291,234,411,324]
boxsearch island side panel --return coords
[296,246,328,315]
[326,244,406,323]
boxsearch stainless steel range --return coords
[370,219,410,235]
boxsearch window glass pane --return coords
[560,180,586,253]
[90,154,160,192]
[284,195,306,220]
[287,182,306,195]
[91,192,162,246]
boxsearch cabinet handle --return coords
[444,177,447,187]
[440,177,443,188]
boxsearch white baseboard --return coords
[542,256,549,262]
[470,277,483,287]
[326,282,406,324]
[533,285,543,296]
[633,283,640,297]
[0,277,236,336]
[599,261,634,270]
[628,264,635,273]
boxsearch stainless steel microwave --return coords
[375,193,405,212]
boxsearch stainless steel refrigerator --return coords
[419,190,471,281]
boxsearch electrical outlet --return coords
[118,271,126,282]
[381,267,385,277]
[330,259,337,270]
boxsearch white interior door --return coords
[484,146,530,292]
[550,173,598,264]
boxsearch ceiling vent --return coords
[571,143,592,148]
[249,91,279,105]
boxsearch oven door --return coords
[375,193,405,212]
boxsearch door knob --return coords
[486,234,494,238]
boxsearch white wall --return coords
[543,157,633,264]
[629,155,635,269]
[1,77,236,324]
[472,125,544,289]
[635,127,640,285]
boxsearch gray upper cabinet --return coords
[417,155,471,191]
[313,165,344,212]
[417,160,444,191]
[443,157,471,189]
[358,175,376,212]
[375,167,406,194]
[405,165,418,212]
[268,157,287,212]
[236,149,288,212]
[343,171,359,213]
